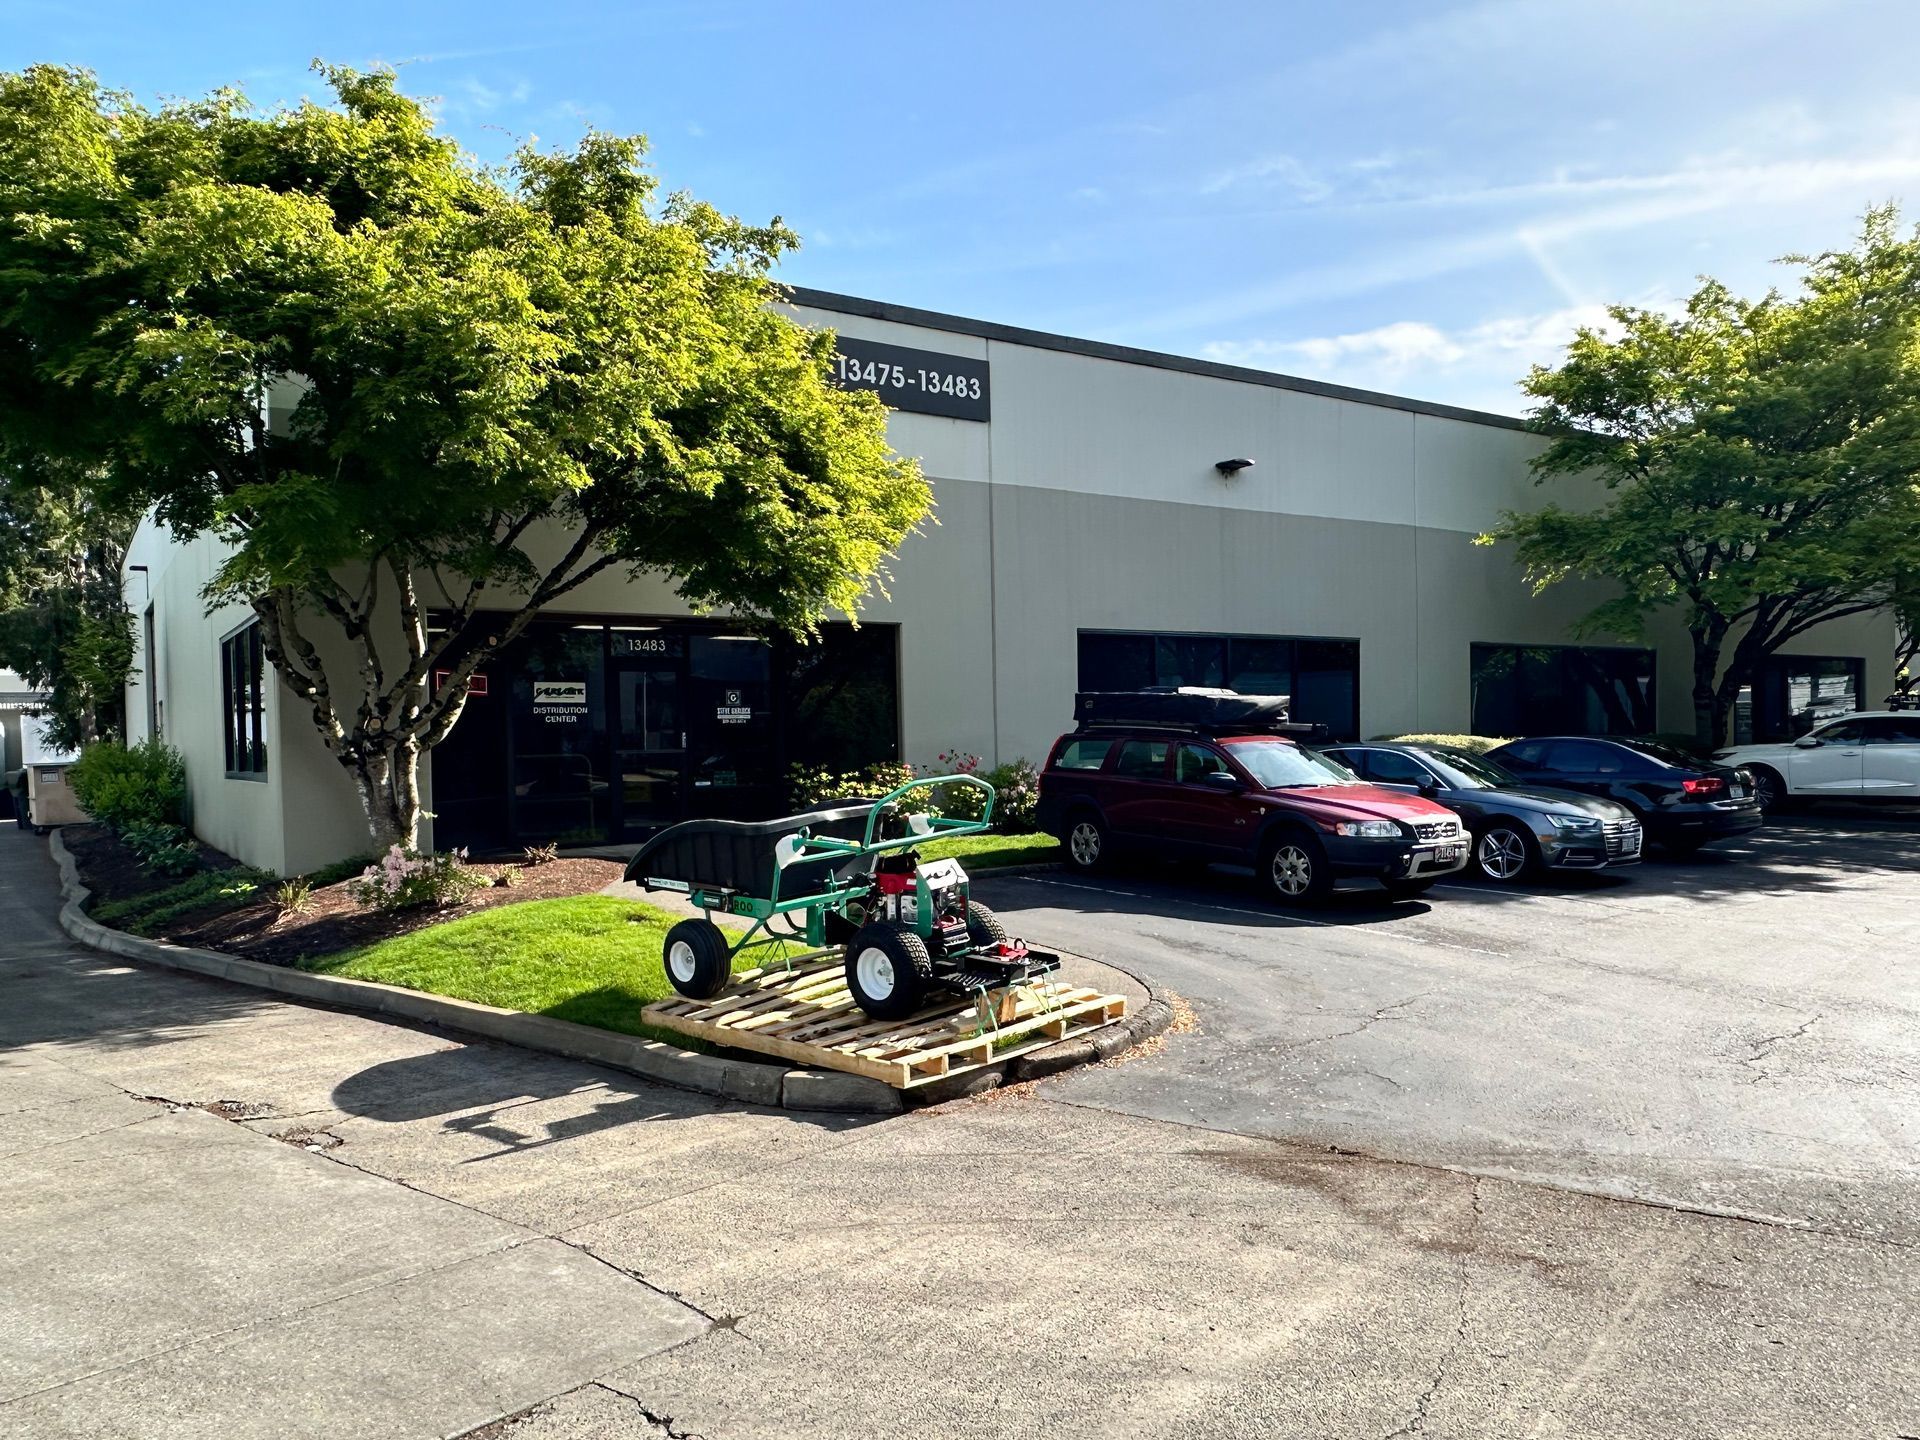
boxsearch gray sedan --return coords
[1320,742,1643,883]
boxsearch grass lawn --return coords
[916,830,1059,869]
[299,895,765,1041]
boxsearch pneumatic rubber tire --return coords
[965,901,1007,949]
[662,918,733,1001]
[1064,813,1109,873]
[1260,831,1335,907]
[1473,821,1539,884]
[845,921,936,1020]
[1748,765,1792,815]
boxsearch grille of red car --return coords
[1413,819,1461,841]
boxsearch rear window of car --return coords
[1051,737,1114,771]
[1112,739,1170,779]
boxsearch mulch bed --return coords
[64,823,626,966]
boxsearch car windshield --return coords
[1424,749,1520,790]
[1224,740,1360,789]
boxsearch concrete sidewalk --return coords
[0,829,706,1438]
[6,820,1918,1438]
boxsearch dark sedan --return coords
[1485,736,1762,854]
[1321,741,1643,883]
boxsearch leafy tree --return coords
[1482,208,1920,745]
[0,468,138,747]
[0,64,928,848]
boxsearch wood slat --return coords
[641,953,1128,1090]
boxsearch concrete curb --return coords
[47,835,1162,1113]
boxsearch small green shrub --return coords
[1374,733,1514,755]
[68,739,188,831]
[120,820,201,878]
[273,877,314,918]
[789,761,938,816]
[521,841,559,866]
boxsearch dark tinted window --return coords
[1078,630,1360,740]
[1617,739,1703,768]
[1739,655,1864,742]
[1174,743,1229,783]
[1497,740,1550,770]
[1052,737,1114,771]
[1113,739,1170,779]
[1860,716,1920,744]
[1364,749,1434,786]
[784,623,900,774]
[1471,643,1655,737]
[1544,739,1635,774]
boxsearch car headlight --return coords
[1333,820,1403,839]
[1545,813,1602,831]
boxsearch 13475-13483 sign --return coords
[828,336,991,421]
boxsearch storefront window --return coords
[509,626,609,845]
[1077,630,1361,739]
[1732,655,1864,743]
[784,623,901,774]
[1469,643,1655,737]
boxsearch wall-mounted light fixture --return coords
[127,563,149,599]
[1214,457,1255,478]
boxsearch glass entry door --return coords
[612,630,689,836]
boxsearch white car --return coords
[1716,711,1920,811]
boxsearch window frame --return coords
[220,619,268,781]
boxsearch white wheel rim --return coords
[1272,845,1312,896]
[667,940,697,984]
[855,946,896,1000]
[1479,830,1527,880]
[1069,822,1101,865]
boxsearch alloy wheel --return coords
[1753,770,1780,812]
[1477,828,1529,882]
[1069,821,1102,867]
[1271,844,1314,896]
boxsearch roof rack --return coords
[1072,688,1327,740]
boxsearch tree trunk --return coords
[1689,622,1728,747]
[346,743,419,854]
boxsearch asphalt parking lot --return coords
[976,809,1920,1249]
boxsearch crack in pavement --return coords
[1383,1175,1481,1438]
[597,1377,710,1439]
[1741,1014,1821,1085]
[1280,993,1434,1054]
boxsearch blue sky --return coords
[9,0,1920,415]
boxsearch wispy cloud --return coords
[1199,153,1332,200]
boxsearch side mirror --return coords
[1201,770,1245,791]
[1794,735,1824,749]
[1419,781,1441,798]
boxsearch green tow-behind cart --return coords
[624,775,1060,1020]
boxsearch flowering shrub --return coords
[980,758,1039,833]
[347,846,487,912]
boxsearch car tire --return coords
[1748,765,1793,815]
[1473,820,1539,884]
[1259,830,1335,907]
[845,921,935,1020]
[662,918,734,1001]
[965,901,1007,949]
[1063,811,1110,873]
[1383,878,1436,901]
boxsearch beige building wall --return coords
[120,293,1899,871]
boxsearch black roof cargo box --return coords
[1073,688,1321,736]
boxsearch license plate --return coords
[1623,834,1642,856]
[1730,784,1747,800]
[1434,845,1462,864]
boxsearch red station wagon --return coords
[1035,691,1470,905]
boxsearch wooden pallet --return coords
[641,948,1128,1090]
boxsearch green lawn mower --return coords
[623,775,1059,1019]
